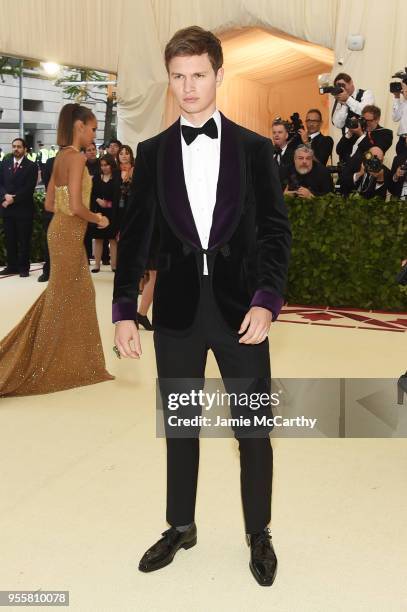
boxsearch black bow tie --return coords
[181,118,218,145]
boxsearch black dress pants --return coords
[3,215,33,273]
[154,275,274,534]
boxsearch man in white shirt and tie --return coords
[113,26,291,587]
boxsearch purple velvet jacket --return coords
[113,114,291,336]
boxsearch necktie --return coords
[13,162,18,173]
[181,118,218,145]
[274,147,282,165]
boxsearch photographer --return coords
[297,109,333,165]
[331,73,374,131]
[388,142,407,200]
[282,144,334,199]
[352,146,390,200]
[392,78,407,154]
[362,105,393,153]
[271,119,296,182]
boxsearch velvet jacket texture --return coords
[113,113,291,336]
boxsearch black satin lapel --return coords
[209,114,244,248]
[158,120,201,248]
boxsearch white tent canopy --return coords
[1,0,406,150]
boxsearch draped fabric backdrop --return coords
[1,0,407,160]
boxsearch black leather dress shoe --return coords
[247,528,278,586]
[397,371,407,405]
[137,313,153,331]
[139,523,197,572]
[0,267,18,275]
[37,273,49,282]
[19,270,29,277]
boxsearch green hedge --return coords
[286,193,407,311]
[1,191,406,311]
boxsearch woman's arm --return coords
[68,154,105,224]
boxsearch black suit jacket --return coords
[388,152,407,198]
[353,166,391,199]
[0,157,38,218]
[280,161,334,196]
[309,133,334,165]
[113,114,291,335]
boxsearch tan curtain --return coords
[0,0,121,73]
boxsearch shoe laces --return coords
[252,528,272,554]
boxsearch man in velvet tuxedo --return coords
[0,138,37,276]
[113,26,291,587]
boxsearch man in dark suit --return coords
[0,138,37,276]
[281,144,334,197]
[37,156,56,282]
[352,146,391,199]
[362,105,393,153]
[297,108,333,165]
[271,119,296,184]
[388,147,407,200]
[113,26,291,587]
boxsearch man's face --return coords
[12,140,26,159]
[272,125,288,147]
[335,78,354,96]
[85,143,97,161]
[108,143,120,157]
[294,151,313,175]
[305,112,322,135]
[363,111,379,132]
[168,53,223,119]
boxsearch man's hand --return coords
[114,320,142,359]
[395,166,406,179]
[335,91,349,103]
[284,186,298,197]
[238,306,272,344]
[298,128,309,145]
[296,186,313,199]
[4,194,14,205]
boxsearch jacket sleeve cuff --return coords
[250,290,284,321]
[112,301,137,323]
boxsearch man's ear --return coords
[216,67,224,87]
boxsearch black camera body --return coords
[400,161,407,173]
[389,68,407,93]
[319,85,343,95]
[274,113,304,139]
[345,115,367,130]
[390,81,402,94]
[363,152,382,174]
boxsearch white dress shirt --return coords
[13,157,24,169]
[180,109,221,275]
[332,88,375,129]
[392,97,407,136]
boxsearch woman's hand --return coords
[96,214,110,229]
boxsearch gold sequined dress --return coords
[0,167,114,396]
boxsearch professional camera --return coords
[326,161,346,175]
[287,173,301,192]
[400,160,407,173]
[363,151,382,174]
[274,113,304,139]
[389,67,407,93]
[344,115,367,130]
[319,85,343,96]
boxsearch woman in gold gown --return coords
[0,103,114,396]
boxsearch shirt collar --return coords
[180,109,221,134]
[13,157,23,166]
[309,132,320,140]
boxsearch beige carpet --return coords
[0,267,406,612]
